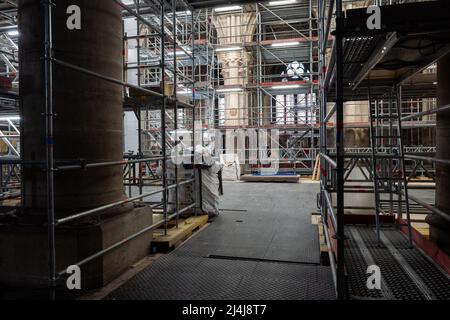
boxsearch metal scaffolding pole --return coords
[334,0,346,301]
[191,7,200,214]
[43,0,56,300]
[161,0,169,235]
[396,85,414,247]
[173,0,180,228]
[368,81,382,244]
[136,0,143,197]
[318,0,338,299]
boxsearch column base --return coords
[426,213,450,256]
[0,204,153,292]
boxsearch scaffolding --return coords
[318,0,450,299]
[197,1,321,174]
[122,5,215,158]
[0,0,206,298]
[120,2,320,175]
[1,0,449,300]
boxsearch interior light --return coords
[271,85,301,90]
[215,47,243,52]
[268,0,297,6]
[216,88,243,93]
[214,6,242,12]
[168,50,191,56]
[271,41,300,47]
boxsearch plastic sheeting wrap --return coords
[220,154,240,181]
[200,161,222,217]
[196,146,223,217]
[167,159,195,214]
[166,146,223,217]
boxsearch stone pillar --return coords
[214,11,257,129]
[427,53,450,255]
[217,50,253,126]
[344,101,370,147]
[326,101,370,148]
[20,0,125,218]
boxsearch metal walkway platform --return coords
[106,182,336,300]
[345,226,450,300]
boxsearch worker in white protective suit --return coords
[171,136,187,166]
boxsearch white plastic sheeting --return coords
[201,161,222,217]
[167,160,196,214]
[220,153,240,181]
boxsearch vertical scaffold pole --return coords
[319,0,327,223]
[191,8,200,215]
[44,0,56,300]
[173,0,180,227]
[136,0,143,196]
[161,0,168,235]
[335,0,346,300]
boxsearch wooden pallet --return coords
[311,154,321,181]
[151,215,209,252]
[1,199,21,206]
[312,213,329,265]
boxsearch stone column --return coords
[214,11,257,129]
[427,53,450,255]
[344,101,370,147]
[326,101,370,148]
[217,50,254,126]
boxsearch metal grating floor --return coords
[106,182,336,300]
[345,226,450,300]
[106,255,336,300]
[172,214,321,264]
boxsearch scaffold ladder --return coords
[368,85,413,247]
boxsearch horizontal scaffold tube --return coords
[406,193,450,223]
[401,104,450,121]
[56,179,195,225]
[52,58,164,98]
[57,203,196,277]
[405,154,450,166]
